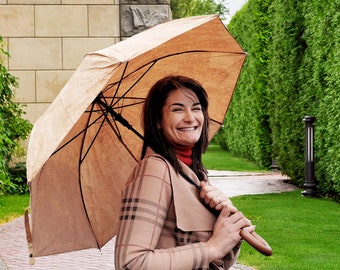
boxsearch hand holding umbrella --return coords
[200,182,273,256]
[206,207,253,262]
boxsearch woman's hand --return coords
[200,181,237,213]
[206,207,253,262]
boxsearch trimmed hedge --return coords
[217,0,272,169]
[217,0,340,200]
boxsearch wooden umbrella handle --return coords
[240,228,273,256]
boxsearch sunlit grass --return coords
[0,194,29,225]
[232,191,340,270]
[203,142,263,172]
[204,142,340,269]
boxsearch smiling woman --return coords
[114,75,255,270]
[141,75,210,180]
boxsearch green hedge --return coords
[0,36,32,194]
[217,0,272,169]
[305,0,340,199]
[217,0,340,200]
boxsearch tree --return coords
[171,0,228,20]
[0,36,32,194]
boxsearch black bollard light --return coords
[301,116,317,197]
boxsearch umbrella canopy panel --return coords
[26,15,246,257]
[99,50,245,150]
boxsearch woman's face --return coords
[158,87,204,146]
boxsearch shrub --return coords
[0,36,32,194]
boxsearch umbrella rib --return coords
[96,97,144,140]
[52,99,143,159]
[107,61,129,110]
[104,113,140,163]
[53,48,226,158]
[87,99,145,116]
[112,50,243,85]
[95,95,141,162]
[51,112,108,156]
[209,118,223,126]
[79,105,108,163]
[101,61,131,110]
[102,60,156,110]
[78,101,106,250]
[96,93,125,140]
[99,50,241,117]
[117,60,157,103]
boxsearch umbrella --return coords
[25,14,259,262]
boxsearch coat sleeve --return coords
[114,156,211,270]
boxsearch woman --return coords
[115,75,253,270]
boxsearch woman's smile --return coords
[177,127,197,131]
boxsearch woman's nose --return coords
[184,110,194,122]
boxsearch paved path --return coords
[0,171,297,270]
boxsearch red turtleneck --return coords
[171,143,194,166]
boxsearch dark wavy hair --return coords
[141,75,209,180]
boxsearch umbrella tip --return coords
[29,253,35,265]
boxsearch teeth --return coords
[179,127,195,131]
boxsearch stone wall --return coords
[0,0,170,124]
[120,0,171,38]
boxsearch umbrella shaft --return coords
[96,98,144,140]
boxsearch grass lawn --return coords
[0,194,29,225]
[232,190,340,270]
[203,142,264,172]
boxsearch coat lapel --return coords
[170,161,216,231]
[145,149,216,232]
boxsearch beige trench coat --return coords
[115,148,241,270]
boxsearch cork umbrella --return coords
[25,15,270,262]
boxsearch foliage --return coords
[171,0,228,20]
[0,36,32,195]
[216,0,340,199]
[302,0,340,200]
[216,0,272,169]
[267,0,307,186]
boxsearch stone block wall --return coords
[1,1,120,124]
[0,0,170,125]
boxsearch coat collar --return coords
[145,148,216,231]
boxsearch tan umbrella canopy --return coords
[25,15,248,261]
